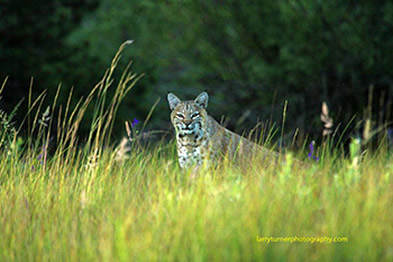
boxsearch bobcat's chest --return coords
[176,137,209,168]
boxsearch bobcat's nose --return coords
[183,120,193,129]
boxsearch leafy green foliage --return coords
[0,0,99,134]
[66,0,393,141]
[1,0,393,142]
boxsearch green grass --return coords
[1,42,392,261]
[0,144,392,261]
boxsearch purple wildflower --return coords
[308,141,319,162]
[131,118,140,128]
[31,146,46,170]
[388,128,393,145]
[37,146,46,165]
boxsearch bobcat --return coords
[167,91,279,169]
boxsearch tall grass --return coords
[0,42,392,261]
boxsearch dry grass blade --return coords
[321,101,333,137]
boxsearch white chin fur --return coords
[181,129,194,135]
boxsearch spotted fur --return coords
[167,92,278,169]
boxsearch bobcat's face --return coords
[167,92,209,141]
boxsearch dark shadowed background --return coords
[1,0,392,147]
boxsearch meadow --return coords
[1,43,392,261]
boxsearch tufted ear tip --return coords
[194,91,209,109]
[167,92,181,111]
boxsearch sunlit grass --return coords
[0,143,392,261]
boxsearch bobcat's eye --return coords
[191,112,200,119]
[176,113,185,119]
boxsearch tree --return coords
[0,0,98,131]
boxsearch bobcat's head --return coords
[167,92,209,140]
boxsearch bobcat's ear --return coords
[167,93,181,111]
[194,91,208,109]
